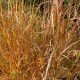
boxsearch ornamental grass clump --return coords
[0,0,80,80]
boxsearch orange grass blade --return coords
[53,0,60,45]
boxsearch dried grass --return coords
[0,0,80,80]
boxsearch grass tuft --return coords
[0,0,80,80]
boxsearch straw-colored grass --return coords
[0,0,80,80]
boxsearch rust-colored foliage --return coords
[0,0,80,80]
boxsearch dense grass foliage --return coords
[0,0,80,80]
